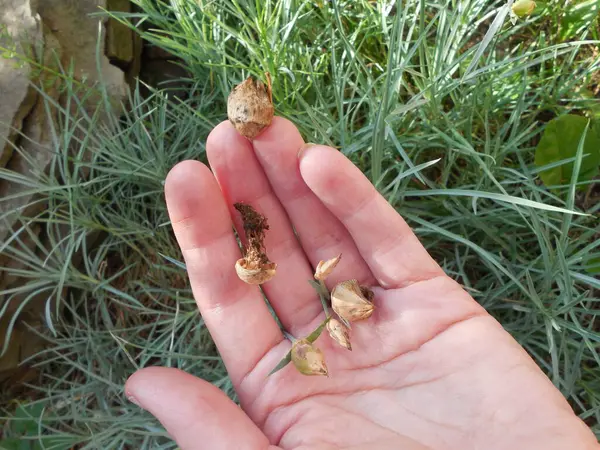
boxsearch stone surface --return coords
[0,0,41,167]
[36,0,129,104]
[0,313,45,391]
[1,0,130,266]
[0,28,61,292]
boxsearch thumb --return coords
[125,367,276,450]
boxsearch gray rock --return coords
[36,0,129,104]
[1,0,130,267]
[0,0,41,167]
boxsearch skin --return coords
[125,117,600,450]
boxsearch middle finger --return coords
[207,121,322,335]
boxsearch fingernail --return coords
[298,143,316,158]
[127,394,142,408]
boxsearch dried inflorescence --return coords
[227,73,274,140]
[226,77,375,379]
[234,203,277,285]
[268,252,377,378]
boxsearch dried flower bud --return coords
[314,254,342,281]
[227,73,274,140]
[331,280,375,322]
[327,318,352,350]
[235,258,277,285]
[291,339,328,376]
[511,0,535,17]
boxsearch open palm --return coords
[125,118,597,450]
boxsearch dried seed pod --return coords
[511,0,535,17]
[331,279,375,322]
[360,285,375,302]
[314,254,342,281]
[234,203,277,285]
[327,318,352,351]
[227,73,274,140]
[291,339,328,376]
[235,259,277,285]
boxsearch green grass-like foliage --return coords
[1,0,599,447]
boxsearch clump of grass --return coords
[1,0,599,447]
[1,79,231,448]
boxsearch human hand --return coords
[125,118,598,450]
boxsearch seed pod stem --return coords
[309,279,331,317]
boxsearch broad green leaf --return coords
[534,114,600,187]
[0,437,26,450]
[584,256,600,274]
[10,403,46,436]
[559,0,600,41]
[0,402,69,450]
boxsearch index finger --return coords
[165,161,286,390]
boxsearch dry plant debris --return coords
[234,203,277,285]
[227,78,375,378]
[268,253,377,378]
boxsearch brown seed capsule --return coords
[314,254,342,281]
[360,285,375,302]
[327,318,352,351]
[227,73,274,140]
[291,339,329,376]
[331,280,375,322]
